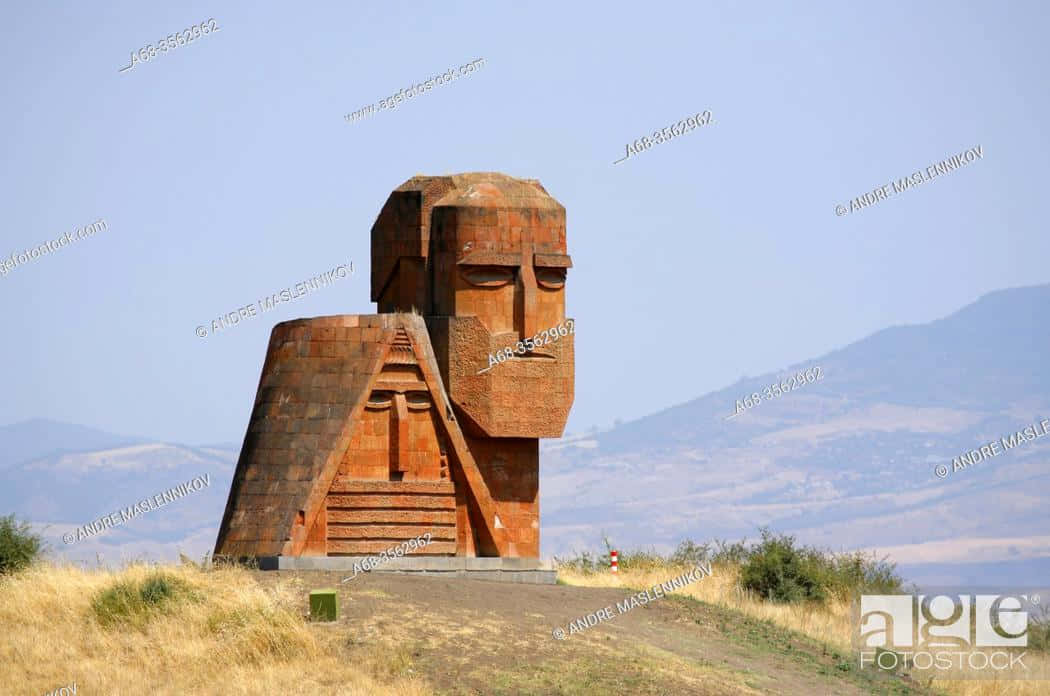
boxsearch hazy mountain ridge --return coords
[3,441,237,566]
[593,284,1050,457]
[0,418,148,471]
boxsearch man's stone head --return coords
[370,173,574,438]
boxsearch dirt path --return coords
[252,570,941,695]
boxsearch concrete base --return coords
[256,555,558,584]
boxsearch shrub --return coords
[825,549,903,597]
[710,538,750,565]
[738,528,829,602]
[92,571,199,628]
[0,514,44,575]
[670,539,712,566]
[737,528,905,603]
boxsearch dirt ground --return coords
[250,570,941,695]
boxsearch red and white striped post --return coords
[610,550,618,573]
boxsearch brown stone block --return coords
[285,464,307,481]
[327,525,455,540]
[291,434,320,451]
[327,540,456,555]
[328,478,455,495]
[325,494,455,510]
[327,509,456,525]
[240,481,263,496]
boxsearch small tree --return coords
[0,514,45,574]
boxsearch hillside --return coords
[0,418,146,472]
[0,562,946,696]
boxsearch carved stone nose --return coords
[390,392,409,476]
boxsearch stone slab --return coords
[255,555,557,584]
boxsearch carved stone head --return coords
[371,173,574,438]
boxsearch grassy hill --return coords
[8,558,1044,695]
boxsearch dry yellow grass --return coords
[5,559,1046,695]
[0,562,428,695]
[559,563,1050,696]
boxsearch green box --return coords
[309,589,338,621]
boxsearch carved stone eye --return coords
[405,391,432,410]
[461,265,514,287]
[536,267,566,289]
[366,390,392,409]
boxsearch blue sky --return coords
[2,1,1047,444]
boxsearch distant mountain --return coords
[597,284,1050,454]
[540,284,1050,586]
[0,418,146,471]
[3,435,238,568]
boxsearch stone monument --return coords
[214,173,573,573]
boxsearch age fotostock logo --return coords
[855,592,1040,679]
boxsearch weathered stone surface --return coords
[326,509,456,525]
[325,524,455,540]
[215,173,573,562]
[327,540,457,555]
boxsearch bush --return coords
[738,528,829,602]
[824,549,903,597]
[670,539,711,566]
[0,514,44,574]
[92,571,200,628]
[738,528,905,603]
[711,538,750,565]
